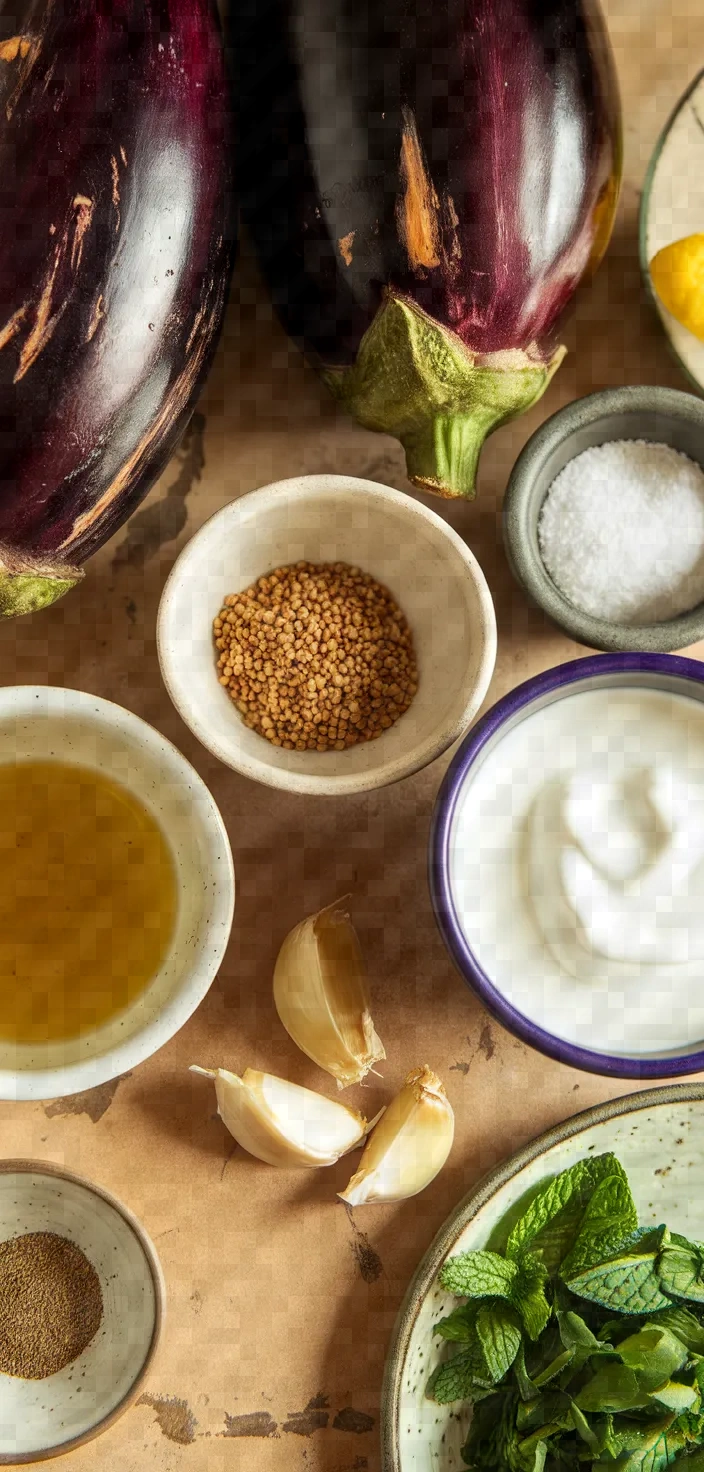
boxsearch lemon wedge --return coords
[650,233,704,341]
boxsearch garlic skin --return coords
[338,1065,454,1206]
[273,899,386,1088]
[190,1065,377,1169]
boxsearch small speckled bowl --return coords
[157,475,497,796]
[0,1160,164,1465]
[503,385,704,652]
[0,686,235,1102]
[381,1082,704,1472]
[640,67,704,397]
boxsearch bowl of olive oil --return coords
[0,687,234,1101]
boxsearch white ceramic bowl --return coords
[382,1083,704,1472]
[0,686,234,1102]
[640,68,704,395]
[157,475,497,795]
[0,1161,164,1464]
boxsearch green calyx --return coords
[323,293,566,500]
[0,553,83,618]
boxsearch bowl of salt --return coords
[503,384,704,652]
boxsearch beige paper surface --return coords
[1,3,702,1465]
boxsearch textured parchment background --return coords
[1,3,704,1467]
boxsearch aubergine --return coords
[233,0,621,499]
[0,0,233,617]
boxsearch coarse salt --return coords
[537,439,704,625]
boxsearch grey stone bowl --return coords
[502,384,704,652]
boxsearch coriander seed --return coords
[214,561,418,751]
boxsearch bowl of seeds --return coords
[156,474,497,794]
[0,1160,164,1463]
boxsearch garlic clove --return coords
[273,898,386,1088]
[190,1064,377,1169]
[338,1065,454,1205]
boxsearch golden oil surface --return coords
[0,762,177,1044]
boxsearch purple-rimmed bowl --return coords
[430,651,704,1080]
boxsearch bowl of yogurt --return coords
[430,653,704,1077]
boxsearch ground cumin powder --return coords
[0,1231,103,1379]
[214,560,418,751]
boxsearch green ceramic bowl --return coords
[502,385,704,653]
[381,1082,704,1471]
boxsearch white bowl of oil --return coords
[0,686,234,1102]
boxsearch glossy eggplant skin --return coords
[0,0,233,615]
[233,0,621,497]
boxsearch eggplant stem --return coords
[0,558,82,619]
[324,293,566,499]
[402,411,494,499]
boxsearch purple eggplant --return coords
[233,0,621,498]
[0,0,233,617]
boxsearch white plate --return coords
[382,1083,704,1471]
[641,68,704,393]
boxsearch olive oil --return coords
[0,762,177,1044]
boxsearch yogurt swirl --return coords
[528,764,704,980]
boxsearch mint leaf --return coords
[516,1394,548,1433]
[676,1404,704,1440]
[649,1382,698,1414]
[459,1398,499,1469]
[475,1303,521,1382]
[427,1306,520,1407]
[461,1391,520,1470]
[426,1345,492,1405]
[618,1330,683,1383]
[618,1326,688,1381]
[506,1153,629,1268]
[565,1249,672,1313]
[512,1411,561,1465]
[513,1252,551,1340]
[515,1286,550,1340]
[598,1316,654,1345]
[464,1395,551,1472]
[557,1309,607,1354]
[670,1230,704,1253]
[619,1224,670,1254]
[521,1388,573,1431]
[651,1306,704,1353]
[532,1348,574,1387]
[431,1304,521,1406]
[560,1173,638,1277]
[569,1402,600,1451]
[597,1411,618,1458]
[440,1249,518,1300]
[576,1364,650,1413]
[514,1343,537,1402]
[594,1416,685,1472]
[434,1304,477,1342]
[658,1246,704,1305]
[515,1435,548,1472]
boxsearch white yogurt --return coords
[449,684,704,1056]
